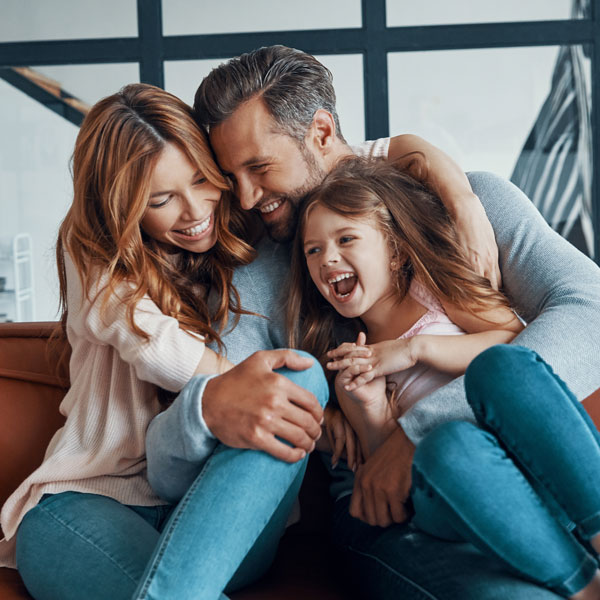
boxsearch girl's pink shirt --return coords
[386,280,465,417]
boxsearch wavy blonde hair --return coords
[57,83,257,354]
[287,156,510,364]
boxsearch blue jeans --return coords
[411,345,600,597]
[16,354,329,600]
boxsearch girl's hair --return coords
[57,83,257,352]
[287,156,510,363]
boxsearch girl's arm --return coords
[389,134,500,289]
[409,300,523,376]
[328,306,523,386]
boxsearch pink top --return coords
[386,280,465,417]
[0,255,206,568]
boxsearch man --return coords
[148,46,600,599]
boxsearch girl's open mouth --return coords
[328,272,358,302]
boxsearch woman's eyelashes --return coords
[149,195,172,209]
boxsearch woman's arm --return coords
[389,134,500,289]
[195,347,233,375]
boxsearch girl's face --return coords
[141,142,221,253]
[303,203,397,320]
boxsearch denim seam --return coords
[135,450,302,600]
[414,463,584,593]
[134,451,212,599]
[345,544,438,600]
[484,412,576,530]
[34,502,139,585]
[559,554,598,596]
[578,510,600,539]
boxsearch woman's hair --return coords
[287,156,510,363]
[57,83,257,351]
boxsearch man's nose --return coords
[237,176,262,211]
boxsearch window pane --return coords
[388,45,593,257]
[0,0,137,42]
[34,63,140,107]
[0,64,141,322]
[165,53,364,146]
[387,0,576,27]
[162,0,361,35]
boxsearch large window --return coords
[0,0,597,320]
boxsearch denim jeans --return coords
[16,354,329,600]
[411,345,600,597]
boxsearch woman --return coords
[0,83,327,600]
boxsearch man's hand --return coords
[350,425,415,527]
[202,349,323,463]
[453,194,501,290]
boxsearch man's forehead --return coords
[210,120,294,171]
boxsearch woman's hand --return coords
[327,332,418,391]
[322,404,363,471]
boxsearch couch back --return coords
[0,323,69,526]
[1,321,600,538]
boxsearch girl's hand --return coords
[323,404,363,471]
[327,332,418,391]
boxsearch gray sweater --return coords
[146,171,600,504]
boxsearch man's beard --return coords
[264,145,327,243]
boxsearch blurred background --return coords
[0,0,595,321]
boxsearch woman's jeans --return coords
[15,353,329,600]
[412,345,600,597]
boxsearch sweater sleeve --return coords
[399,171,600,444]
[67,257,205,393]
[145,240,289,502]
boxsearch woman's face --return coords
[141,142,221,253]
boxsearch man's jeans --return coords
[15,355,329,600]
[333,345,600,599]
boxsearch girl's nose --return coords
[322,247,340,266]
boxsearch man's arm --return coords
[402,171,600,442]
[389,135,500,288]
[352,171,600,526]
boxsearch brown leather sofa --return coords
[1,321,600,600]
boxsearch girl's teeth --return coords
[260,200,282,214]
[327,272,355,284]
[179,216,210,236]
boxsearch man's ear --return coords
[309,109,337,156]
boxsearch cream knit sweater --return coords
[0,255,205,568]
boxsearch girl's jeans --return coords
[412,345,600,597]
[15,354,329,600]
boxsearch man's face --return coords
[210,97,326,243]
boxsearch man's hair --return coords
[193,45,345,143]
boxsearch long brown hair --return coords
[287,156,510,362]
[57,83,257,352]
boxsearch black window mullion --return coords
[362,0,389,140]
[137,0,164,87]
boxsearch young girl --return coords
[0,83,327,600]
[288,156,600,599]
